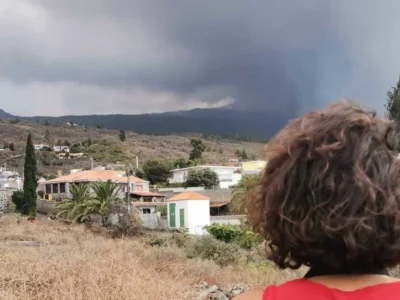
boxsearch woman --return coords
[236,101,400,299]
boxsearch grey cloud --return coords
[0,0,399,116]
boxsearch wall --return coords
[37,200,56,214]
[210,215,244,225]
[0,188,10,213]
[187,200,210,235]
[140,214,168,230]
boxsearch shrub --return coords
[186,235,241,267]
[37,190,45,199]
[205,223,242,243]
[145,233,189,248]
[170,232,190,248]
[113,212,143,237]
[146,237,168,247]
[205,223,263,250]
[7,201,17,213]
[11,190,24,213]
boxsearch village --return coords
[0,137,267,234]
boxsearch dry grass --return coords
[0,215,299,300]
[0,120,264,175]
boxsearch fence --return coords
[37,200,56,214]
[210,215,245,225]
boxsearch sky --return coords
[0,0,399,117]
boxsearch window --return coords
[53,184,59,194]
[136,185,143,191]
[142,208,151,214]
[45,184,51,194]
[60,183,66,193]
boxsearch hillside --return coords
[0,120,265,176]
[2,107,288,138]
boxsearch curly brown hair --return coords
[251,101,400,273]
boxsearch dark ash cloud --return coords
[0,0,398,116]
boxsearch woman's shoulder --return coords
[232,279,310,300]
[232,289,264,300]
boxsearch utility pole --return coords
[125,163,133,213]
[89,157,93,170]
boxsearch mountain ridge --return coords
[0,107,288,138]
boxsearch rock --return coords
[209,285,219,293]
[198,285,221,299]
[230,289,242,297]
[207,291,228,300]
[193,282,250,299]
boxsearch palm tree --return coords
[82,180,122,225]
[53,183,92,222]
[230,174,261,214]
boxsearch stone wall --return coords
[0,188,10,213]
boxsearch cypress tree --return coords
[23,133,37,216]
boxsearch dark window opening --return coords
[142,208,151,214]
[53,184,59,194]
[60,183,66,193]
[45,184,51,194]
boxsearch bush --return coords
[11,190,24,213]
[112,212,143,237]
[7,201,17,213]
[205,223,263,250]
[186,235,241,267]
[205,223,242,243]
[145,233,190,248]
[37,190,45,199]
[170,233,190,248]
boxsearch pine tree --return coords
[385,75,400,126]
[23,133,37,217]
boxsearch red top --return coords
[263,279,400,300]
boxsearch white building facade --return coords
[169,165,242,189]
[167,191,210,235]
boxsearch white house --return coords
[167,191,210,235]
[34,144,50,151]
[53,145,70,153]
[169,165,242,189]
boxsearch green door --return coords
[179,209,185,228]
[169,203,176,228]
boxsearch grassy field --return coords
[0,215,300,300]
[0,120,265,175]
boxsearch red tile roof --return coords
[168,191,210,202]
[42,170,146,184]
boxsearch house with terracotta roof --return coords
[167,191,210,235]
[40,170,165,206]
